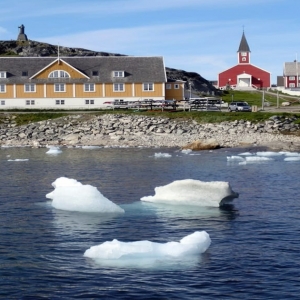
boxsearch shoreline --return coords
[1,113,300,152]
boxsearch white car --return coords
[228,102,252,112]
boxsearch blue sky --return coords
[0,0,299,84]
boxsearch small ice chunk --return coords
[238,152,254,156]
[256,151,283,157]
[284,157,300,161]
[181,149,192,154]
[84,231,211,260]
[227,155,245,162]
[46,146,62,155]
[141,179,238,207]
[46,177,124,213]
[154,152,172,158]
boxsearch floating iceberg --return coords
[46,146,62,155]
[7,158,29,161]
[227,155,245,162]
[140,179,238,207]
[154,152,172,158]
[284,157,300,161]
[256,151,283,157]
[84,231,211,262]
[46,177,124,213]
[181,149,192,154]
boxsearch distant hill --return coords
[0,40,218,96]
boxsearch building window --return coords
[49,70,70,78]
[24,83,36,92]
[241,52,247,56]
[174,84,179,89]
[22,71,28,76]
[92,71,99,76]
[289,83,295,88]
[166,84,171,89]
[289,76,295,80]
[26,100,35,105]
[1,100,5,105]
[85,99,94,104]
[0,84,6,93]
[242,57,246,61]
[55,100,65,105]
[143,83,154,91]
[113,83,124,92]
[84,83,95,92]
[0,72,7,78]
[113,71,124,77]
[54,83,65,92]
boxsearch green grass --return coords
[221,90,300,107]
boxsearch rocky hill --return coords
[0,40,218,96]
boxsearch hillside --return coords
[0,40,218,96]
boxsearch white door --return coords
[238,78,250,87]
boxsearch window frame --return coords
[54,83,66,92]
[0,84,6,93]
[49,70,70,78]
[1,100,5,105]
[166,84,171,89]
[113,83,125,92]
[24,83,36,92]
[174,84,179,89]
[85,99,95,105]
[289,76,295,80]
[55,99,65,105]
[113,71,125,77]
[0,72,7,78]
[84,83,95,92]
[143,83,154,91]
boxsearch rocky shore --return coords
[1,113,300,151]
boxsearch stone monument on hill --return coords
[17,24,28,41]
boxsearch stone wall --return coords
[1,114,300,151]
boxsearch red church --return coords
[218,32,271,90]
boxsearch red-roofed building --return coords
[218,32,271,90]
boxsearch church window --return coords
[242,57,246,61]
[289,76,295,80]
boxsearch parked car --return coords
[228,101,252,112]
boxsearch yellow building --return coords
[0,56,185,109]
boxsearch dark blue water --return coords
[1,146,300,299]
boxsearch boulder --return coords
[181,138,220,151]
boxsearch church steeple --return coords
[237,31,250,64]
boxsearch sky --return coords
[0,0,300,84]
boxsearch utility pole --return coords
[261,90,265,110]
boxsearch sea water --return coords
[1,146,300,299]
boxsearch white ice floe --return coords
[256,151,283,157]
[238,156,274,164]
[7,158,29,161]
[284,157,300,161]
[154,152,172,158]
[279,151,300,157]
[84,231,211,262]
[46,146,62,155]
[81,146,102,149]
[238,152,254,156]
[46,177,124,213]
[181,149,192,154]
[227,155,245,162]
[140,179,238,207]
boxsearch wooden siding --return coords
[0,84,14,98]
[34,60,86,79]
[165,83,185,100]
[16,84,44,98]
[46,83,74,98]
[134,83,164,98]
[75,83,103,97]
